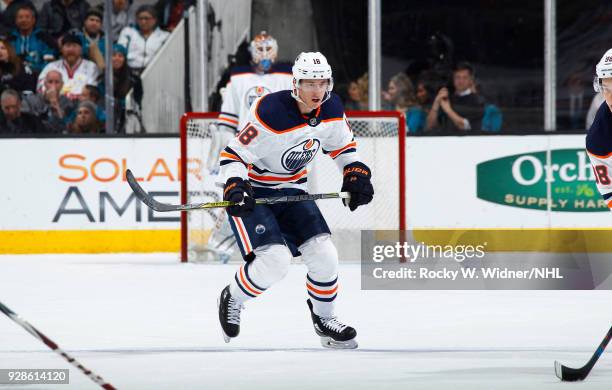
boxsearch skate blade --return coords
[222,331,231,343]
[320,337,358,349]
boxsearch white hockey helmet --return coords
[594,48,612,92]
[249,31,278,71]
[291,52,334,104]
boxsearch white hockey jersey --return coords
[37,59,99,99]
[219,90,360,190]
[586,101,612,209]
[217,64,293,133]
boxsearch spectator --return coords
[97,43,131,132]
[0,88,43,133]
[415,79,433,113]
[65,83,105,124]
[382,72,426,134]
[0,37,36,93]
[38,0,91,42]
[426,62,485,132]
[22,69,75,132]
[37,32,99,99]
[110,0,135,41]
[154,0,194,32]
[77,7,105,70]
[1,0,33,30]
[9,3,57,73]
[68,99,102,133]
[118,5,169,74]
[345,73,368,111]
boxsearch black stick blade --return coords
[555,360,588,381]
[125,169,177,212]
[555,325,612,382]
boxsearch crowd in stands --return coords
[0,0,189,134]
[345,62,503,135]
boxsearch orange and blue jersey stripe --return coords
[324,140,357,160]
[248,165,309,187]
[217,112,239,131]
[220,146,247,167]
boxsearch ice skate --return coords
[307,299,357,349]
[218,285,243,343]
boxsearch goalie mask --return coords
[291,52,334,106]
[593,48,612,93]
[249,31,278,72]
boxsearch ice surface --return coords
[1,254,611,389]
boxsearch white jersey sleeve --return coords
[320,114,360,170]
[217,80,241,132]
[218,102,272,183]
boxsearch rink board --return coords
[0,135,610,254]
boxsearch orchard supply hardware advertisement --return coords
[477,149,606,212]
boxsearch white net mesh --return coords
[182,112,403,262]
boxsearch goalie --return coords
[216,52,373,349]
[204,31,293,262]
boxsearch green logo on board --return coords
[476,149,607,212]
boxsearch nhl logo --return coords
[308,117,319,127]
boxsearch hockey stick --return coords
[126,169,351,212]
[554,325,612,381]
[0,301,116,390]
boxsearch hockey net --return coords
[179,111,405,262]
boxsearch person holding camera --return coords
[426,62,484,132]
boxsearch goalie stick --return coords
[555,325,612,381]
[126,169,351,212]
[0,301,116,390]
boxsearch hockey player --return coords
[204,31,292,262]
[587,48,612,208]
[216,52,373,349]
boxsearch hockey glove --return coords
[224,177,255,217]
[341,161,374,211]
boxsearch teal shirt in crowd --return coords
[406,106,426,134]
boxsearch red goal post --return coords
[179,110,406,262]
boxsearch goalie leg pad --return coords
[229,244,292,303]
[299,234,339,318]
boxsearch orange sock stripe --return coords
[239,266,261,295]
[306,282,338,295]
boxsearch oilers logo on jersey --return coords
[246,85,272,107]
[281,139,321,171]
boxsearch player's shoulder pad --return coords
[319,92,344,121]
[230,65,256,77]
[269,63,293,75]
[586,102,612,157]
[254,90,303,132]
